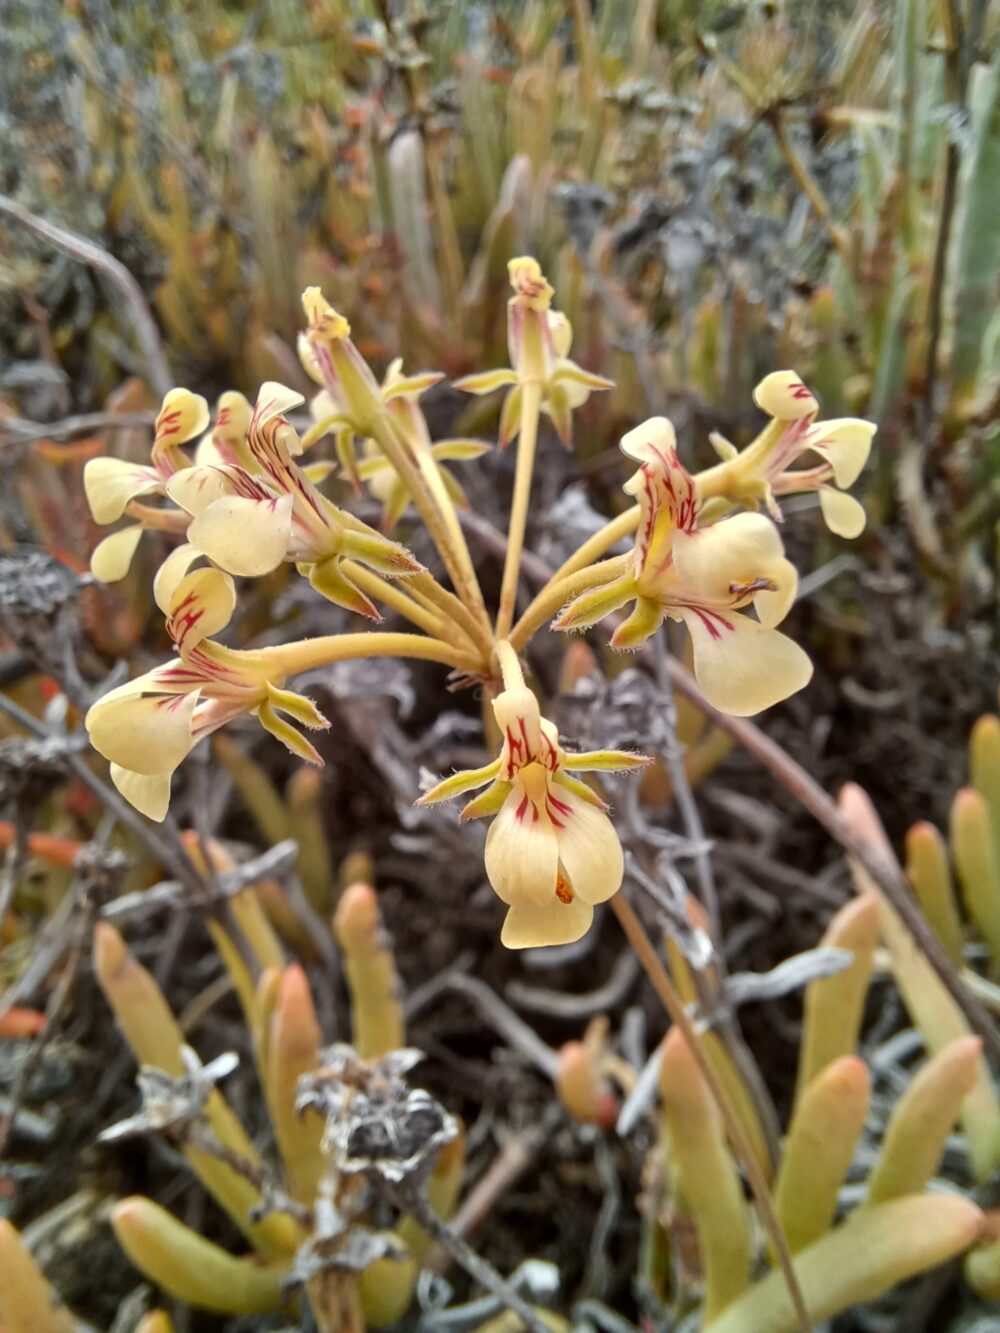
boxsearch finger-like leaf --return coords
[112,1198,287,1315]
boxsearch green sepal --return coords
[265,682,329,731]
[552,771,606,810]
[431,439,492,462]
[460,779,512,821]
[546,382,573,448]
[341,527,423,577]
[610,595,664,651]
[257,701,324,765]
[453,368,518,396]
[335,427,362,492]
[415,759,502,807]
[307,557,381,620]
[383,371,445,401]
[553,574,635,632]
[563,749,652,773]
[498,386,522,449]
[551,363,615,392]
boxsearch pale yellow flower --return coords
[702,370,876,539]
[453,257,613,447]
[85,551,328,821]
[417,686,648,948]
[165,382,422,618]
[556,418,812,716]
[84,389,210,582]
[309,359,489,530]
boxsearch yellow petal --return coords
[187,494,293,576]
[302,288,350,341]
[110,765,173,821]
[154,388,211,449]
[485,780,560,907]
[166,465,246,517]
[548,311,573,359]
[500,898,594,949]
[492,687,543,774]
[553,788,624,906]
[619,416,677,467]
[682,609,813,717]
[213,391,253,443]
[167,568,236,653]
[671,512,786,608]
[194,434,227,467]
[753,557,799,627]
[87,682,197,776]
[153,543,203,615]
[90,525,144,583]
[253,382,305,433]
[819,488,867,539]
[753,371,818,420]
[805,419,876,487]
[308,389,338,423]
[84,457,161,524]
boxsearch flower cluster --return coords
[454,256,614,446]
[79,257,877,948]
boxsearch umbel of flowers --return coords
[82,259,876,946]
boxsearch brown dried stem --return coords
[610,891,811,1333]
[665,658,1000,1065]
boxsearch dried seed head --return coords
[99,1046,238,1144]
[297,1044,458,1185]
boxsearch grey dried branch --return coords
[100,839,299,921]
[0,551,91,705]
[383,1177,553,1333]
[0,410,156,448]
[0,194,172,397]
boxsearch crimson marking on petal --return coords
[154,407,183,443]
[546,793,572,829]
[515,794,530,822]
[686,606,735,639]
[790,381,812,400]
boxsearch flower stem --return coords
[125,500,189,533]
[508,553,632,652]
[408,572,494,660]
[492,639,525,693]
[495,380,542,640]
[373,412,491,635]
[548,504,640,583]
[262,632,481,679]
[385,1180,551,1333]
[341,562,475,650]
[610,890,812,1333]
